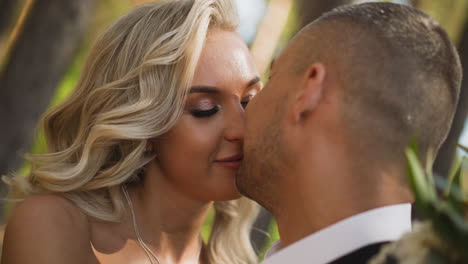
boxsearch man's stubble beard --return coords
[236,113,285,213]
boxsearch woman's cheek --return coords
[181,115,223,154]
[159,117,221,176]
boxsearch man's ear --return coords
[293,63,326,123]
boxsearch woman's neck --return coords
[125,165,212,263]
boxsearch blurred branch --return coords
[250,0,294,76]
[0,0,33,72]
[0,0,23,37]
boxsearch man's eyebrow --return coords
[247,76,261,87]
[189,86,220,94]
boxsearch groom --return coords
[237,2,462,264]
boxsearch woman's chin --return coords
[211,185,242,201]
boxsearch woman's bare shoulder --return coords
[1,194,98,264]
[9,194,86,223]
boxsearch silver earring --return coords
[144,143,154,155]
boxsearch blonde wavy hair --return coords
[5,0,259,263]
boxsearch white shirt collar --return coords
[262,203,412,264]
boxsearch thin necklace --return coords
[122,185,204,264]
[122,185,160,264]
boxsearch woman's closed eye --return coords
[191,105,220,118]
[188,97,220,118]
[189,93,255,117]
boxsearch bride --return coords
[1,0,261,263]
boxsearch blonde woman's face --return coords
[155,29,261,201]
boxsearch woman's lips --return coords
[215,154,243,169]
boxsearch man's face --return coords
[236,49,296,211]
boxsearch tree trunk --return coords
[0,0,97,219]
[0,0,22,37]
[434,21,468,177]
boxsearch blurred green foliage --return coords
[258,220,280,261]
[402,142,468,262]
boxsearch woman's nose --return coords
[224,104,245,142]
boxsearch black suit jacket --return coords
[328,242,392,264]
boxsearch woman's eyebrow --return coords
[247,76,261,87]
[190,77,261,94]
[189,86,220,94]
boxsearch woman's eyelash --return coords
[191,106,220,118]
[190,97,252,117]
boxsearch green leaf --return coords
[406,147,435,205]
[445,157,463,196]
[426,148,436,193]
[404,141,468,261]
[449,166,464,214]
[434,176,464,205]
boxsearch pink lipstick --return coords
[215,154,243,169]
